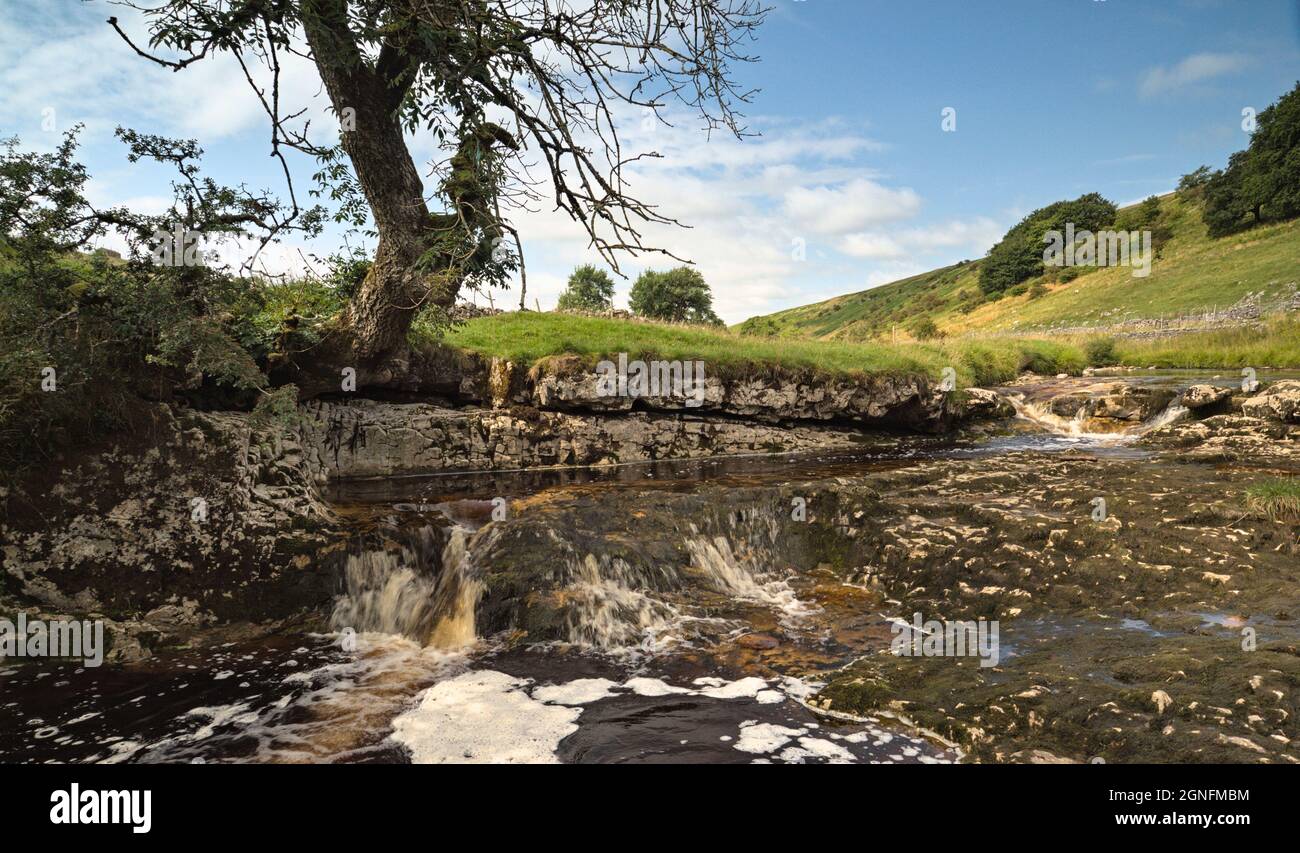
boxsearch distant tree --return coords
[1202,153,1255,237]
[1138,195,1162,223]
[556,265,615,312]
[1115,195,1171,253]
[737,316,782,337]
[1177,166,1213,197]
[629,267,722,324]
[979,193,1117,294]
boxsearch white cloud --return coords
[896,217,1004,254]
[839,232,906,259]
[0,2,334,149]
[839,217,1002,261]
[1139,52,1250,98]
[782,178,922,236]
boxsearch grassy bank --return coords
[1108,314,1300,369]
[441,311,1088,387]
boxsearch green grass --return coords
[440,310,1088,387]
[1245,478,1300,522]
[735,260,981,342]
[739,193,1300,341]
[1108,314,1300,369]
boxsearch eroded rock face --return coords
[1242,380,1300,423]
[299,399,872,479]
[1090,384,1177,421]
[959,387,1015,420]
[1,405,346,660]
[526,359,954,432]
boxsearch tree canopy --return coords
[1202,82,1300,237]
[556,265,615,313]
[978,193,1117,294]
[629,266,722,325]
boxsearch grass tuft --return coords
[1245,478,1300,523]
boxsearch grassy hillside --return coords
[738,193,1300,342]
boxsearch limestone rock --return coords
[1241,380,1300,423]
[1179,384,1232,411]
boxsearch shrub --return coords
[909,316,942,340]
[0,129,307,472]
[1084,336,1120,367]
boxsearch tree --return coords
[109,1,767,367]
[1202,155,1252,237]
[556,265,615,312]
[1177,165,1213,198]
[629,267,722,324]
[1202,82,1300,236]
[979,193,1117,294]
[1251,82,1300,220]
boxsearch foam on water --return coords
[390,670,580,764]
[384,670,946,764]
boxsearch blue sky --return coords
[2,0,1298,322]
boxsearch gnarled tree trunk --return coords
[302,0,456,364]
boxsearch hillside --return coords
[737,193,1300,342]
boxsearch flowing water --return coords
[2,369,1292,764]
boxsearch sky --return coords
[2,0,1298,323]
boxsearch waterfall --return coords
[331,524,482,650]
[686,535,819,627]
[1007,391,1186,439]
[1007,394,1112,438]
[1142,401,1189,431]
[560,554,683,653]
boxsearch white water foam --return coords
[390,670,580,764]
[389,671,828,763]
[1007,392,1188,441]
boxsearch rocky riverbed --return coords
[2,368,1297,763]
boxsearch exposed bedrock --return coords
[516,356,955,432]
[463,454,1300,763]
[1,404,347,662]
[298,399,875,479]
